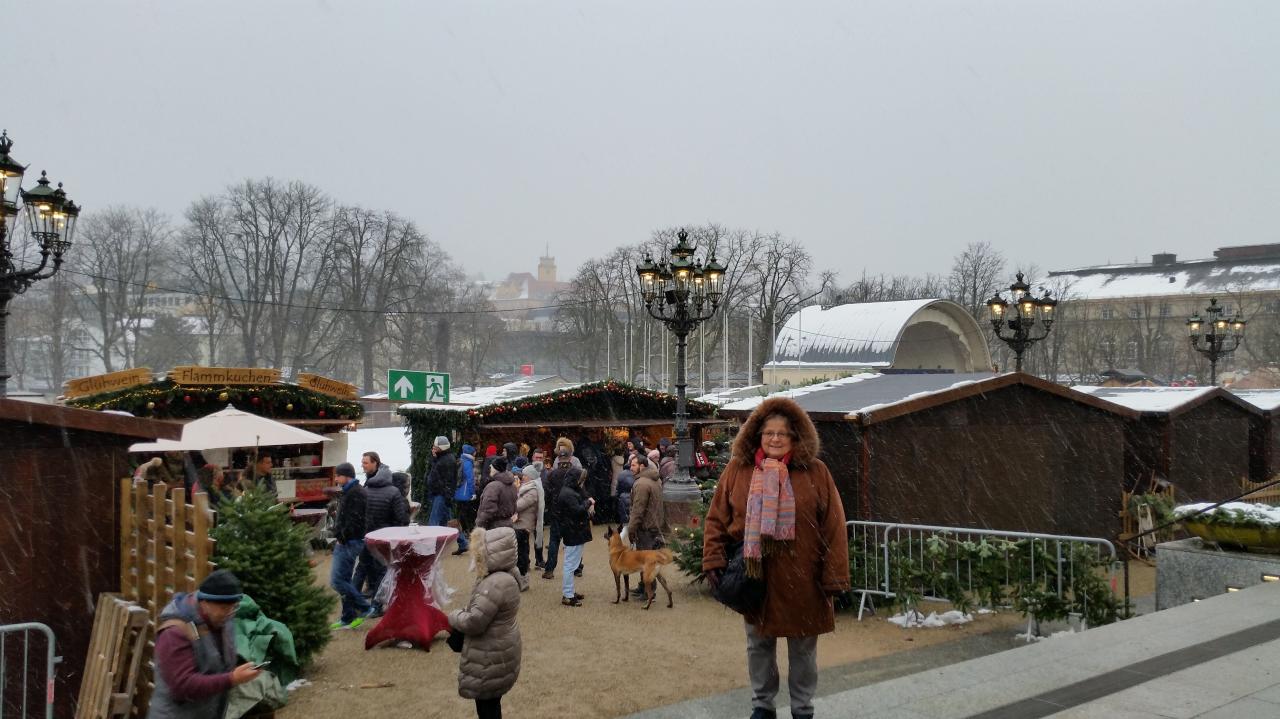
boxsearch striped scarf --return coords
[743,449,795,578]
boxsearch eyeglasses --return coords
[761,431,793,440]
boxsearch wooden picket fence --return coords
[75,595,149,719]
[1241,476,1280,506]
[116,480,216,717]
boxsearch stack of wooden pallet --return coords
[75,595,149,719]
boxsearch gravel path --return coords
[279,531,1030,719]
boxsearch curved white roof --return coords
[767,299,988,369]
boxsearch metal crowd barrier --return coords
[847,521,1118,622]
[0,622,59,719]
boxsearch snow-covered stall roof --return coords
[694,385,770,407]
[1073,386,1217,413]
[765,299,990,372]
[720,372,996,416]
[1050,260,1280,301]
[398,376,578,412]
[1232,389,1280,413]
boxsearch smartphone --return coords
[251,660,271,670]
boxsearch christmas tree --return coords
[211,488,335,666]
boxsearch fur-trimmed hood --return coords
[554,437,574,456]
[730,396,821,468]
[470,526,517,578]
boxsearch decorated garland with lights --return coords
[400,380,718,500]
[65,379,363,421]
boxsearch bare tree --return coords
[948,242,1006,320]
[70,207,172,371]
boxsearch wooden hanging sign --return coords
[298,373,358,399]
[168,366,281,386]
[63,367,154,399]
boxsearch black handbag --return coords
[712,540,766,614]
[446,627,465,653]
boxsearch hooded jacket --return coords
[626,465,664,540]
[364,464,408,532]
[455,445,477,502]
[449,527,521,700]
[514,474,542,533]
[701,396,850,638]
[147,593,237,719]
[475,470,517,530]
[426,450,458,498]
[556,474,593,547]
[333,477,367,543]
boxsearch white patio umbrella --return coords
[128,405,331,452]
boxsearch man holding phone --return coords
[148,570,261,718]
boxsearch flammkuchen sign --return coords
[167,366,282,386]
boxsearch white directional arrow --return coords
[394,375,415,399]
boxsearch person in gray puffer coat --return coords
[449,526,522,719]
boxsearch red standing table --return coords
[363,525,458,650]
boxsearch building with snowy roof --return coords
[761,299,992,387]
[1047,243,1280,381]
[720,372,1135,539]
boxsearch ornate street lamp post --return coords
[985,272,1056,373]
[0,131,80,397]
[1186,298,1245,386]
[636,229,725,501]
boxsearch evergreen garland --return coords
[211,489,336,666]
[65,379,363,421]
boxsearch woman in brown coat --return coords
[449,526,522,719]
[702,396,850,719]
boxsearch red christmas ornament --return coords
[184,395,193,403]
[251,396,261,405]
[318,410,326,418]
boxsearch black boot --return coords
[749,708,777,719]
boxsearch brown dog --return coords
[605,526,674,610]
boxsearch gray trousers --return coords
[745,622,818,715]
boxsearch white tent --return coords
[128,405,330,452]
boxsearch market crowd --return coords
[149,398,850,719]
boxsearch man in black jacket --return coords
[329,463,372,629]
[356,451,408,615]
[425,436,457,528]
[541,446,588,580]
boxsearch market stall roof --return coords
[397,375,579,411]
[0,398,182,440]
[695,385,770,407]
[719,372,1139,424]
[1232,389,1280,413]
[129,405,331,452]
[1074,385,1262,417]
[399,380,718,431]
[477,417,728,431]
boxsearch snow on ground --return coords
[346,426,413,474]
[1174,501,1280,526]
[888,610,973,628]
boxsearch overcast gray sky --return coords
[9,1,1277,283]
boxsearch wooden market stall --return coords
[397,380,727,517]
[720,372,1137,539]
[0,399,180,719]
[63,367,364,503]
[1232,389,1280,486]
[1076,386,1263,502]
